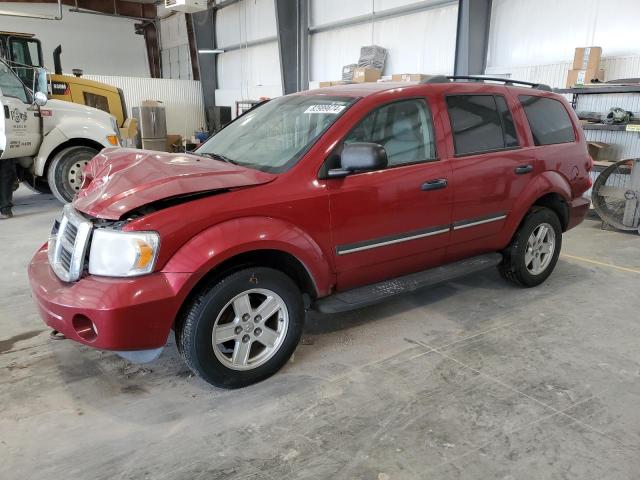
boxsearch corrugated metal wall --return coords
[485,55,640,89]
[488,0,640,69]
[214,0,283,111]
[84,75,206,139]
[309,0,458,82]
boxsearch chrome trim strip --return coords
[453,213,507,230]
[337,226,450,255]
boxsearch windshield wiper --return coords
[198,152,237,165]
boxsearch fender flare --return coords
[34,121,113,176]
[501,171,572,243]
[161,216,335,300]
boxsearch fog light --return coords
[72,314,98,342]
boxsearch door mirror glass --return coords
[34,91,47,106]
[328,142,388,178]
[36,68,48,95]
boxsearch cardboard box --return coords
[587,141,609,161]
[352,67,381,83]
[391,73,429,82]
[319,81,348,88]
[566,68,604,87]
[573,47,602,71]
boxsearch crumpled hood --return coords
[74,148,275,219]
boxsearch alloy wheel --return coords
[211,288,289,371]
[525,222,556,275]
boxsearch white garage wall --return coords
[487,0,640,69]
[214,0,282,113]
[309,1,458,82]
[86,75,206,138]
[0,3,149,77]
[159,12,193,80]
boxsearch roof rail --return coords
[419,75,552,91]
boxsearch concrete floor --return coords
[1,186,640,480]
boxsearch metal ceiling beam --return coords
[192,7,218,132]
[308,0,456,34]
[275,0,308,94]
[4,0,156,20]
[454,0,492,75]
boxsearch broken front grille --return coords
[48,205,93,282]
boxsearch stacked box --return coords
[567,46,604,87]
[358,45,387,70]
[342,64,358,81]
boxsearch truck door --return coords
[0,61,40,159]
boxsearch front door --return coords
[0,61,40,160]
[327,98,453,291]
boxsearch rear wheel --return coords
[499,207,562,287]
[47,146,98,203]
[177,267,305,388]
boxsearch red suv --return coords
[29,76,592,388]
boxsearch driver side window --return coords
[344,99,437,166]
[0,62,28,103]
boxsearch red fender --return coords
[498,170,572,246]
[161,216,334,299]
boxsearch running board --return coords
[313,253,503,314]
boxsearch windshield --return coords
[196,95,356,173]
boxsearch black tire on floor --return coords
[176,267,305,389]
[498,207,562,287]
[47,146,99,203]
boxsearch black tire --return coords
[176,267,305,388]
[22,176,52,194]
[47,146,99,203]
[498,207,562,287]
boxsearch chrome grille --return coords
[48,204,93,282]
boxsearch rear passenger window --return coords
[446,95,520,156]
[519,95,576,145]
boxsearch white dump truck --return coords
[0,59,120,203]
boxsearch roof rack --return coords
[420,75,552,92]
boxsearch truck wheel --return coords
[498,207,562,287]
[47,146,98,203]
[177,267,305,388]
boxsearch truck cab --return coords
[0,58,120,202]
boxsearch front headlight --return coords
[88,230,160,277]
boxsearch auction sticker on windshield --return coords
[304,105,346,114]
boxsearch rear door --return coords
[443,91,536,260]
[327,97,453,291]
[0,61,40,159]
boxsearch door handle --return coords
[515,164,533,175]
[421,178,448,191]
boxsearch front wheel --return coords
[499,207,562,287]
[47,146,99,203]
[177,267,305,388]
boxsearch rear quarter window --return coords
[519,95,576,146]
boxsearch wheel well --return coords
[44,138,104,176]
[533,193,569,231]
[174,249,318,329]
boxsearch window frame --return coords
[328,97,440,176]
[445,93,522,158]
[518,94,577,147]
[0,61,31,104]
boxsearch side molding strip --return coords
[336,212,507,255]
[452,212,506,230]
[336,225,450,255]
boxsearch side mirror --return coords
[34,91,48,107]
[327,142,388,178]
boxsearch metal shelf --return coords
[581,124,634,131]
[555,85,640,95]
